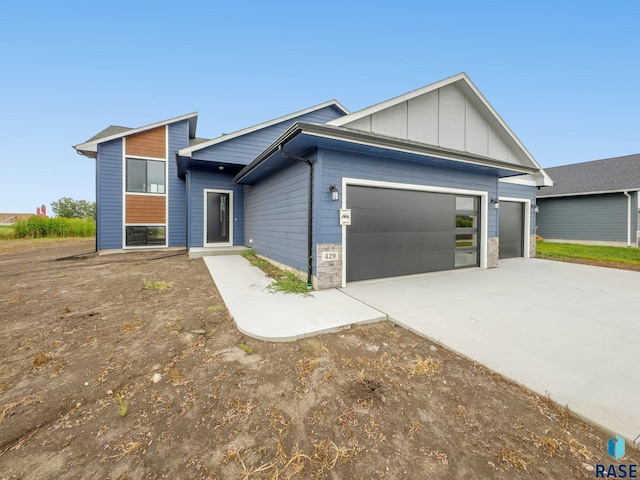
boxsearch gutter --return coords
[234,122,538,184]
[278,145,313,289]
[623,191,631,247]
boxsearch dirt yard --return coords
[0,239,637,479]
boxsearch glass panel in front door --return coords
[207,192,230,244]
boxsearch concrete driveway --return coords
[341,258,640,445]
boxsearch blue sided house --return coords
[74,73,551,289]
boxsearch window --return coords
[454,196,480,268]
[126,226,166,246]
[126,158,165,193]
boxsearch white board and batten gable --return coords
[327,73,551,186]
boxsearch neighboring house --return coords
[537,154,640,247]
[74,73,551,289]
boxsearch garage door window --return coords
[455,196,479,268]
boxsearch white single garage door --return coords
[345,186,480,282]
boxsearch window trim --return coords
[124,224,167,248]
[121,130,169,250]
[125,156,167,195]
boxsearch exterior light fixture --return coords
[218,165,225,171]
[532,204,539,213]
[491,198,500,209]
[330,185,339,202]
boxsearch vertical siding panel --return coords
[97,139,123,249]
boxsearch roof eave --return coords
[234,122,540,184]
[538,188,640,199]
[74,112,198,154]
[179,100,349,158]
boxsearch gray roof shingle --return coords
[85,125,132,143]
[538,154,640,197]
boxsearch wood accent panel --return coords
[126,195,166,224]
[126,127,166,159]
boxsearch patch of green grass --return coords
[13,216,95,238]
[0,225,15,240]
[116,393,127,417]
[207,305,225,313]
[536,242,640,265]
[238,342,254,355]
[241,249,311,294]
[143,279,173,290]
[272,270,310,294]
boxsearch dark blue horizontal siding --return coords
[168,121,189,246]
[244,161,309,272]
[191,105,345,165]
[316,147,499,245]
[187,169,244,248]
[499,182,536,234]
[537,193,629,242]
[97,140,123,249]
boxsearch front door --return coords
[206,191,231,245]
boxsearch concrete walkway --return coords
[203,256,386,341]
[204,254,640,444]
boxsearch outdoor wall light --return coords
[532,204,539,213]
[491,198,500,209]
[330,185,340,202]
[218,165,225,171]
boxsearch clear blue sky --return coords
[1,1,638,213]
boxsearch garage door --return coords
[346,186,480,282]
[499,201,524,259]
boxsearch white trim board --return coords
[340,177,489,288]
[499,196,532,259]
[75,112,197,154]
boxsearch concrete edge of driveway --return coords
[202,255,388,342]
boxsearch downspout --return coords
[623,191,631,247]
[185,170,190,253]
[175,152,190,254]
[278,145,313,289]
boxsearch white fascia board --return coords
[74,112,198,153]
[178,100,350,157]
[537,188,640,199]
[500,172,554,187]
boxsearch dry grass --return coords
[230,439,360,479]
[104,441,143,461]
[32,352,52,369]
[217,398,256,427]
[403,354,442,378]
[496,445,529,472]
[0,396,42,423]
